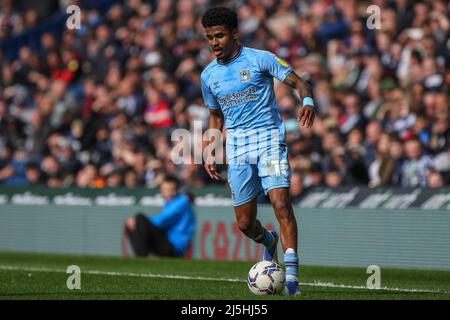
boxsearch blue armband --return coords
[302,97,315,107]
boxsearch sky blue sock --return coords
[284,249,298,283]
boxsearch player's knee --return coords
[237,218,254,233]
[272,200,292,219]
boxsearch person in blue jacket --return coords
[125,176,195,257]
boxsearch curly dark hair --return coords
[201,7,238,30]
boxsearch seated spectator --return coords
[25,162,44,185]
[54,137,81,177]
[124,168,139,188]
[76,163,106,188]
[144,87,173,130]
[306,162,325,189]
[47,171,65,188]
[429,116,449,154]
[427,169,445,188]
[432,148,450,183]
[364,121,383,166]
[400,138,433,187]
[414,116,431,148]
[0,148,28,186]
[379,89,416,140]
[378,137,404,186]
[124,176,195,258]
[339,93,367,136]
[41,155,61,182]
[325,167,343,188]
[105,167,124,187]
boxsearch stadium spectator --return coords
[325,168,343,188]
[0,148,28,186]
[124,175,195,258]
[124,168,139,188]
[304,162,325,190]
[427,169,445,188]
[339,93,367,136]
[401,138,433,187]
[432,148,450,182]
[25,162,44,185]
[378,136,405,186]
[76,163,106,188]
[364,121,383,166]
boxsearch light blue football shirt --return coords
[201,46,294,163]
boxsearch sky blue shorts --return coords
[227,143,291,206]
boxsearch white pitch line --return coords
[0,265,449,295]
[298,280,450,294]
[0,265,243,283]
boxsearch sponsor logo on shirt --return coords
[217,87,258,108]
[240,68,251,82]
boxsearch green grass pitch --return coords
[0,251,449,300]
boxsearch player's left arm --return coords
[283,71,315,128]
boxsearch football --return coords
[247,260,285,295]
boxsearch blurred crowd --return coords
[0,0,449,199]
[1,4,38,39]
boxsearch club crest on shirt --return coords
[240,68,251,82]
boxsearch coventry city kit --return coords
[201,46,293,206]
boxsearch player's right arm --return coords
[209,108,224,131]
[204,108,223,181]
[201,71,223,181]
